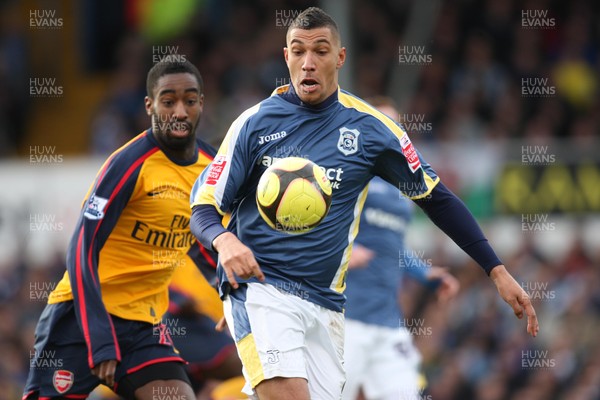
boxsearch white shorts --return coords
[223,282,346,399]
[342,319,422,400]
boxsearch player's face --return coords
[284,27,346,105]
[145,73,204,150]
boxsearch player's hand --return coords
[92,359,118,388]
[213,232,265,289]
[427,266,460,302]
[348,244,375,269]
[215,317,228,332]
[490,265,539,337]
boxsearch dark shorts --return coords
[23,301,187,399]
[164,312,236,381]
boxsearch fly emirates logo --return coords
[130,214,196,249]
[258,155,344,189]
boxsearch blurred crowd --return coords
[82,0,600,152]
[401,234,600,400]
[1,0,598,154]
[1,0,599,399]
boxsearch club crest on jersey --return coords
[53,370,74,394]
[337,127,360,156]
[84,194,108,220]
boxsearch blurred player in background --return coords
[24,60,215,399]
[342,97,460,400]
[190,7,538,400]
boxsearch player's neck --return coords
[163,145,197,162]
[283,83,339,110]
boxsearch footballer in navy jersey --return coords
[342,176,459,400]
[191,82,440,312]
[190,7,538,400]
[343,176,440,327]
[343,98,460,400]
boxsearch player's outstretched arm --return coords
[414,182,539,336]
[490,265,539,337]
[213,232,265,289]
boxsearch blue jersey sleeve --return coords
[369,120,439,200]
[190,105,263,250]
[401,248,430,284]
[374,147,439,200]
[190,105,260,213]
[414,182,502,274]
[190,204,227,250]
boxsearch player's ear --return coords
[144,96,153,116]
[337,47,346,69]
[198,94,205,111]
[283,47,289,64]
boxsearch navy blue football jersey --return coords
[191,85,439,312]
[344,177,433,327]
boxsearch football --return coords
[256,157,333,234]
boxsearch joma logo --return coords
[259,131,287,144]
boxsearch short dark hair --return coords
[146,60,204,98]
[287,7,340,44]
